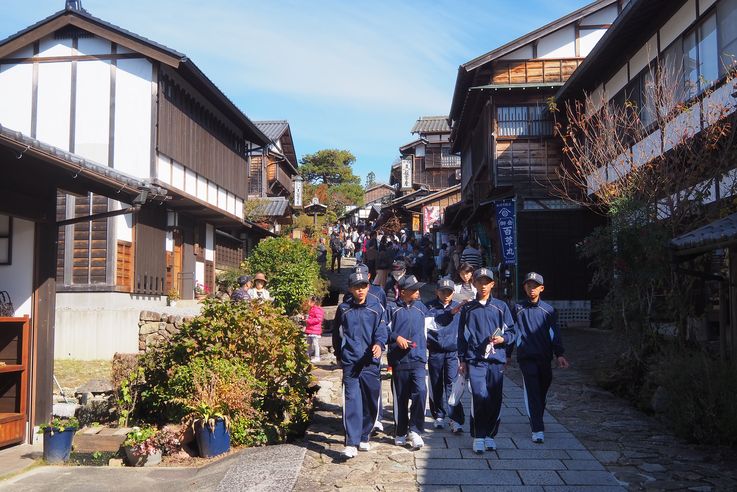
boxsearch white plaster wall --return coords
[699,0,718,15]
[703,80,737,126]
[75,59,111,164]
[207,182,217,205]
[537,25,576,59]
[196,175,207,201]
[499,45,533,60]
[113,58,152,178]
[76,36,111,56]
[605,64,628,96]
[54,292,169,359]
[165,230,174,253]
[659,0,696,49]
[0,63,33,135]
[185,169,197,196]
[37,62,71,150]
[582,4,618,25]
[629,35,658,77]
[415,144,425,157]
[0,218,34,317]
[113,201,133,242]
[217,188,227,210]
[156,154,171,184]
[195,261,205,285]
[235,198,243,218]
[205,224,214,261]
[38,36,73,57]
[579,29,607,56]
[172,161,185,189]
[663,106,701,152]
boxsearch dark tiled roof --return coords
[671,213,737,255]
[250,196,290,217]
[411,116,450,134]
[254,121,289,142]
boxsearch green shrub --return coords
[242,237,324,314]
[652,349,737,446]
[140,299,314,444]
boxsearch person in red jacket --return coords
[304,295,325,362]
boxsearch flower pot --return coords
[123,446,162,467]
[194,418,230,458]
[43,427,77,463]
[167,299,177,307]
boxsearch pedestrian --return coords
[460,240,483,269]
[316,238,328,269]
[384,259,407,304]
[304,295,324,362]
[426,278,465,433]
[344,264,387,308]
[247,272,271,300]
[332,272,388,458]
[374,237,394,287]
[436,243,448,278]
[457,267,516,454]
[387,274,428,450]
[231,275,252,303]
[454,262,477,302]
[365,233,378,279]
[446,240,462,279]
[330,233,343,271]
[345,237,355,258]
[509,272,569,443]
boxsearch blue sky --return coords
[1,0,592,183]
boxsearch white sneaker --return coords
[342,446,358,458]
[310,357,320,363]
[394,435,406,446]
[373,421,384,433]
[358,441,371,451]
[433,417,445,429]
[408,431,424,450]
[449,420,463,433]
[472,438,485,454]
[532,431,544,443]
[484,437,496,450]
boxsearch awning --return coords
[670,212,737,256]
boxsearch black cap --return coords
[237,275,251,286]
[348,272,370,287]
[352,264,369,275]
[473,268,494,281]
[437,278,455,291]
[398,275,425,291]
[523,272,544,285]
[392,260,407,271]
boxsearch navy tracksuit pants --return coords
[468,361,504,438]
[391,366,427,436]
[342,363,381,446]
[519,358,553,433]
[428,351,465,424]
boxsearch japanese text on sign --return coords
[495,200,516,264]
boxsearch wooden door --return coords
[172,230,183,294]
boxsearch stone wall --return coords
[138,311,195,352]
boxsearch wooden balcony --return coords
[491,58,583,86]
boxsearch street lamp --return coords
[304,196,327,228]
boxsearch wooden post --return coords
[729,246,737,363]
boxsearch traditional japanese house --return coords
[447,0,618,315]
[251,121,299,199]
[0,2,272,359]
[557,0,737,356]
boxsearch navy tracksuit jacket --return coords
[511,299,564,433]
[458,297,516,438]
[387,299,428,436]
[426,299,464,424]
[332,298,388,447]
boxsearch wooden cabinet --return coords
[0,316,29,447]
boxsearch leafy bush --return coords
[242,237,325,314]
[140,299,314,445]
[652,349,737,446]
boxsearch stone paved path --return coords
[296,357,625,491]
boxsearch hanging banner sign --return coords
[422,206,441,234]
[400,158,413,189]
[495,200,516,264]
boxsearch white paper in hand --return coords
[448,372,466,407]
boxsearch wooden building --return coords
[0,3,272,359]
[447,0,618,309]
[557,0,737,354]
[0,124,167,443]
[364,184,396,205]
[391,116,460,193]
[251,121,299,199]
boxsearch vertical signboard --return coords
[495,200,516,264]
[293,177,303,208]
[423,206,440,234]
[401,158,413,190]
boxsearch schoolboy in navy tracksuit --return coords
[510,272,569,443]
[386,274,428,450]
[426,278,465,432]
[333,272,388,459]
[458,267,516,454]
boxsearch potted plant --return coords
[194,282,209,301]
[179,369,231,458]
[122,425,162,467]
[166,288,180,307]
[38,416,79,463]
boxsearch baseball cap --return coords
[523,272,544,285]
[352,264,369,275]
[391,260,407,271]
[237,275,251,286]
[473,267,494,282]
[348,272,370,287]
[398,275,425,291]
[437,278,455,291]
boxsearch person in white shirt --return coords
[247,272,271,301]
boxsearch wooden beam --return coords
[55,205,139,227]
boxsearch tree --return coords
[365,171,377,189]
[299,149,360,185]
